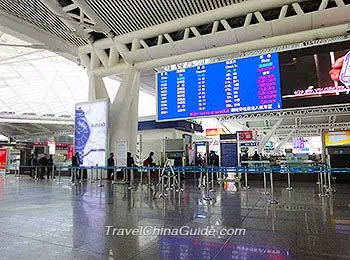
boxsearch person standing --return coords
[28,154,37,178]
[144,152,155,167]
[127,152,135,182]
[47,155,54,179]
[127,152,135,167]
[72,152,80,182]
[38,154,48,179]
[107,153,115,181]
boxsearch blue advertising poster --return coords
[157,53,281,121]
[74,99,109,166]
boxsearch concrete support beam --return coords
[88,72,109,101]
[273,130,294,153]
[109,68,140,156]
[257,119,283,153]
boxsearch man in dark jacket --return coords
[47,155,54,179]
[107,153,114,181]
[38,154,48,179]
[72,152,80,182]
[28,154,37,178]
[127,152,135,167]
[144,152,155,166]
[127,152,135,182]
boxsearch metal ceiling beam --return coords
[0,118,73,125]
[0,10,78,61]
[31,124,52,133]
[91,24,350,77]
[252,122,350,131]
[220,105,350,122]
[83,0,302,48]
[0,124,31,135]
[72,0,111,34]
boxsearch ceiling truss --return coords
[76,0,350,76]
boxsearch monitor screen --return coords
[157,41,350,121]
[324,131,350,147]
[280,41,350,108]
[157,53,282,121]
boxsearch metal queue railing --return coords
[5,164,350,202]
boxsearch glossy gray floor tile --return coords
[0,176,350,259]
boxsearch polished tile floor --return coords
[0,175,349,260]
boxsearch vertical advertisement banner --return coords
[0,148,7,171]
[75,99,109,166]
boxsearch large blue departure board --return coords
[157,53,282,121]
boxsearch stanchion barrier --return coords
[112,166,117,184]
[15,165,20,179]
[98,165,104,187]
[244,167,249,190]
[262,167,270,195]
[321,166,328,191]
[128,168,135,190]
[286,166,294,191]
[210,167,215,192]
[203,169,212,201]
[318,167,328,198]
[326,167,335,193]
[159,169,168,198]
[57,165,62,184]
[72,167,77,186]
[177,169,183,192]
[51,165,55,180]
[139,168,143,184]
[34,165,38,180]
[147,169,151,186]
[90,166,95,183]
[267,169,279,204]
[123,168,127,183]
[198,168,204,188]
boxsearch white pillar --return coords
[88,71,109,101]
[257,119,283,153]
[109,67,140,155]
[273,130,294,154]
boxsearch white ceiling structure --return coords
[0,0,350,147]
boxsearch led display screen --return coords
[292,136,322,154]
[157,41,350,121]
[157,53,282,121]
[280,41,350,108]
[324,131,350,147]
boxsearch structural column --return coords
[109,67,140,155]
[88,71,109,101]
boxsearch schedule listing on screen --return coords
[157,53,282,121]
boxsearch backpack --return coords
[143,159,149,166]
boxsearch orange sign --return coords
[0,149,7,171]
[205,128,227,136]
